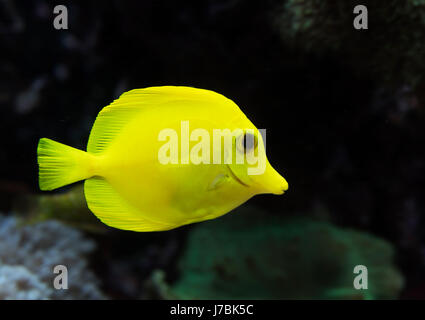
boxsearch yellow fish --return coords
[37,86,288,231]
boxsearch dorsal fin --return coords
[86,86,236,154]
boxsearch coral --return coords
[166,206,403,299]
[273,0,425,87]
[0,265,53,300]
[0,214,106,299]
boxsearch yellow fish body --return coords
[37,86,288,231]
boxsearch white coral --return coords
[0,265,53,299]
[0,215,106,299]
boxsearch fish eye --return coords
[237,132,258,154]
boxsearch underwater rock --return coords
[273,0,425,87]
[0,214,106,299]
[165,206,403,299]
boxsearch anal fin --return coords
[84,177,173,232]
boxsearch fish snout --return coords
[271,176,288,195]
[267,173,288,195]
[252,163,288,195]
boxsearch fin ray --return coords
[38,138,93,191]
[87,86,238,154]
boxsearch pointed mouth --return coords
[270,179,288,195]
[226,165,249,187]
[273,186,287,195]
[225,164,288,195]
[254,165,288,195]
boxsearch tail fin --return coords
[37,138,95,191]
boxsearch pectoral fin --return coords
[207,173,230,191]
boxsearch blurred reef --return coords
[0,265,53,300]
[0,214,106,299]
[1,191,405,300]
[147,206,403,300]
[21,184,107,233]
[0,1,425,298]
[274,0,425,87]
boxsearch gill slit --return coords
[226,165,249,187]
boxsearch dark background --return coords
[1,1,424,298]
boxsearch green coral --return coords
[273,0,425,87]
[166,206,403,299]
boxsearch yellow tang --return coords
[37,86,288,231]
